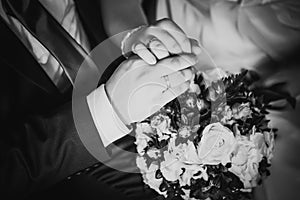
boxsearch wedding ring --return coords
[162,75,171,93]
[148,37,157,46]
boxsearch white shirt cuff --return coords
[87,84,131,147]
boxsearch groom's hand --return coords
[106,54,197,124]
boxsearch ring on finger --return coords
[162,75,171,93]
[148,37,158,46]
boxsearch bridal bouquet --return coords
[135,69,295,200]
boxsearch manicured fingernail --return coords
[148,57,157,65]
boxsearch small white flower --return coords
[150,114,171,136]
[230,136,264,190]
[232,102,252,119]
[178,126,192,138]
[196,99,206,111]
[147,148,161,159]
[160,151,184,182]
[185,96,197,108]
[189,82,201,95]
[221,105,233,123]
[135,123,152,155]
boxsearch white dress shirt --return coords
[87,85,131,147]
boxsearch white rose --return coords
[250,132,265,152]
[230,137,263,189]
[160,151,184,182]
[197,123,236,165]
[250,129,275,163]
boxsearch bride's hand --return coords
[122,19,202,64]
[106,54,197,124]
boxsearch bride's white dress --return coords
[156,0,300,199]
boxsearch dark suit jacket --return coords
[0,0,121,198]
[0,0,107,122]
[0,1,160,199]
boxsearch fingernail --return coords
[148,57,157,65]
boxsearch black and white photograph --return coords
[0,0,300,200]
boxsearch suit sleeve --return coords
[0,92,114,198]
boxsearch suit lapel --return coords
[142,0,157,25]
[0,0,105,95]
[74,0,107,49]
[0,17,59,95]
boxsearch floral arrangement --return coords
[135,69,295,200]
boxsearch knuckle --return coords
[171,41,180,49]
[166,40,181,52]
[170,56,181,65]
[152,46,166,54]
[153,40,163,48]
[149,40,161,48]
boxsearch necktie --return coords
[2,0,91,88]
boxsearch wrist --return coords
[87,84,132,147]
[104,85,131,125]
